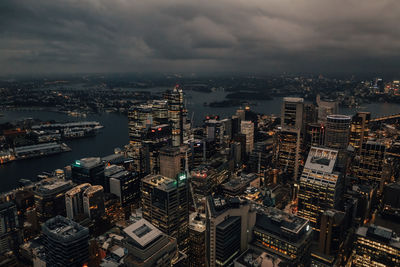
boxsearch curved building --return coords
[325,115,351,150]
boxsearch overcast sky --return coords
[1,0,399,75]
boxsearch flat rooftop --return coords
[35,179,72,195]
[43,216,88,240]
[357,224,400,248]
[283,97,304,103]
[73,157,102,168]
[142,174,178,191]
[304,146,338,173]
[123,219,162,248]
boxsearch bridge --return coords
[370,113,400,123]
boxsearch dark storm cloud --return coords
[1,0,399,74]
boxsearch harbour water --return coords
[2,89,400,192]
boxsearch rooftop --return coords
[42,216,89,241]
[35,179,73,196]
[304,146,338,173]
[73,157,102,168]
[189,212,206,233]
[357,224,400,248]
[123,218,162,248]
[142,174,181,191]
[283,97,304,103]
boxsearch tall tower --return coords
[159,146,181,179]
[83,185,105,220]
[298,147,343,232]
[240,120,254,154]
[325,115,351,150]
[0,202,20,254]
[349,112,370,153]
[277,97,304,180]
[164,85,185,147]
[141,174,189,252]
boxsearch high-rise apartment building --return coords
[349,112,370,153]
[141,174,189,252]
[241,121,254,154]
[351,224,400,266]
[298,147,342,231]
[42,216,89,267]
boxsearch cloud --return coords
[0,0,399,75]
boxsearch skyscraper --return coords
[298,147,342,232]
[159,146,181,179]
[241,120,254,154]
[141,174,189,252]
[251,207,312,266]
[205,196,256,267]
[164,85,185,147]
[352,141,386,192]
[42,216,89,267]
[188,212,206,267]
[109,167,140,209]
[349,112,371,153]
[277,97,304,180]
[325,115,351,150]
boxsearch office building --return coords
[122,218,177,267]
[281,97,304,129]
[352,141,386,192]
[241,121,254,154]
[160,146,181,179]
[311,209,347,266]
[276,129,303,180]
[205,196,256,267]
[251,207,312,266]
[351,224,400,266]
[325,115,351,150]
[65,183,91,220]
[164,85,186,147]
[34,179,73,223]
[109,167,140,208]
[0,202,20,254]
[83,185,105,220]
[71,157,107,191]
[234,249,283,267]
[298,147,342,231]
[188,212,206,267]
[222,173,260,197]
[349,112,371,153]
[42,216,89,267]
[278,97,304,180]
[141,174,189,252]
